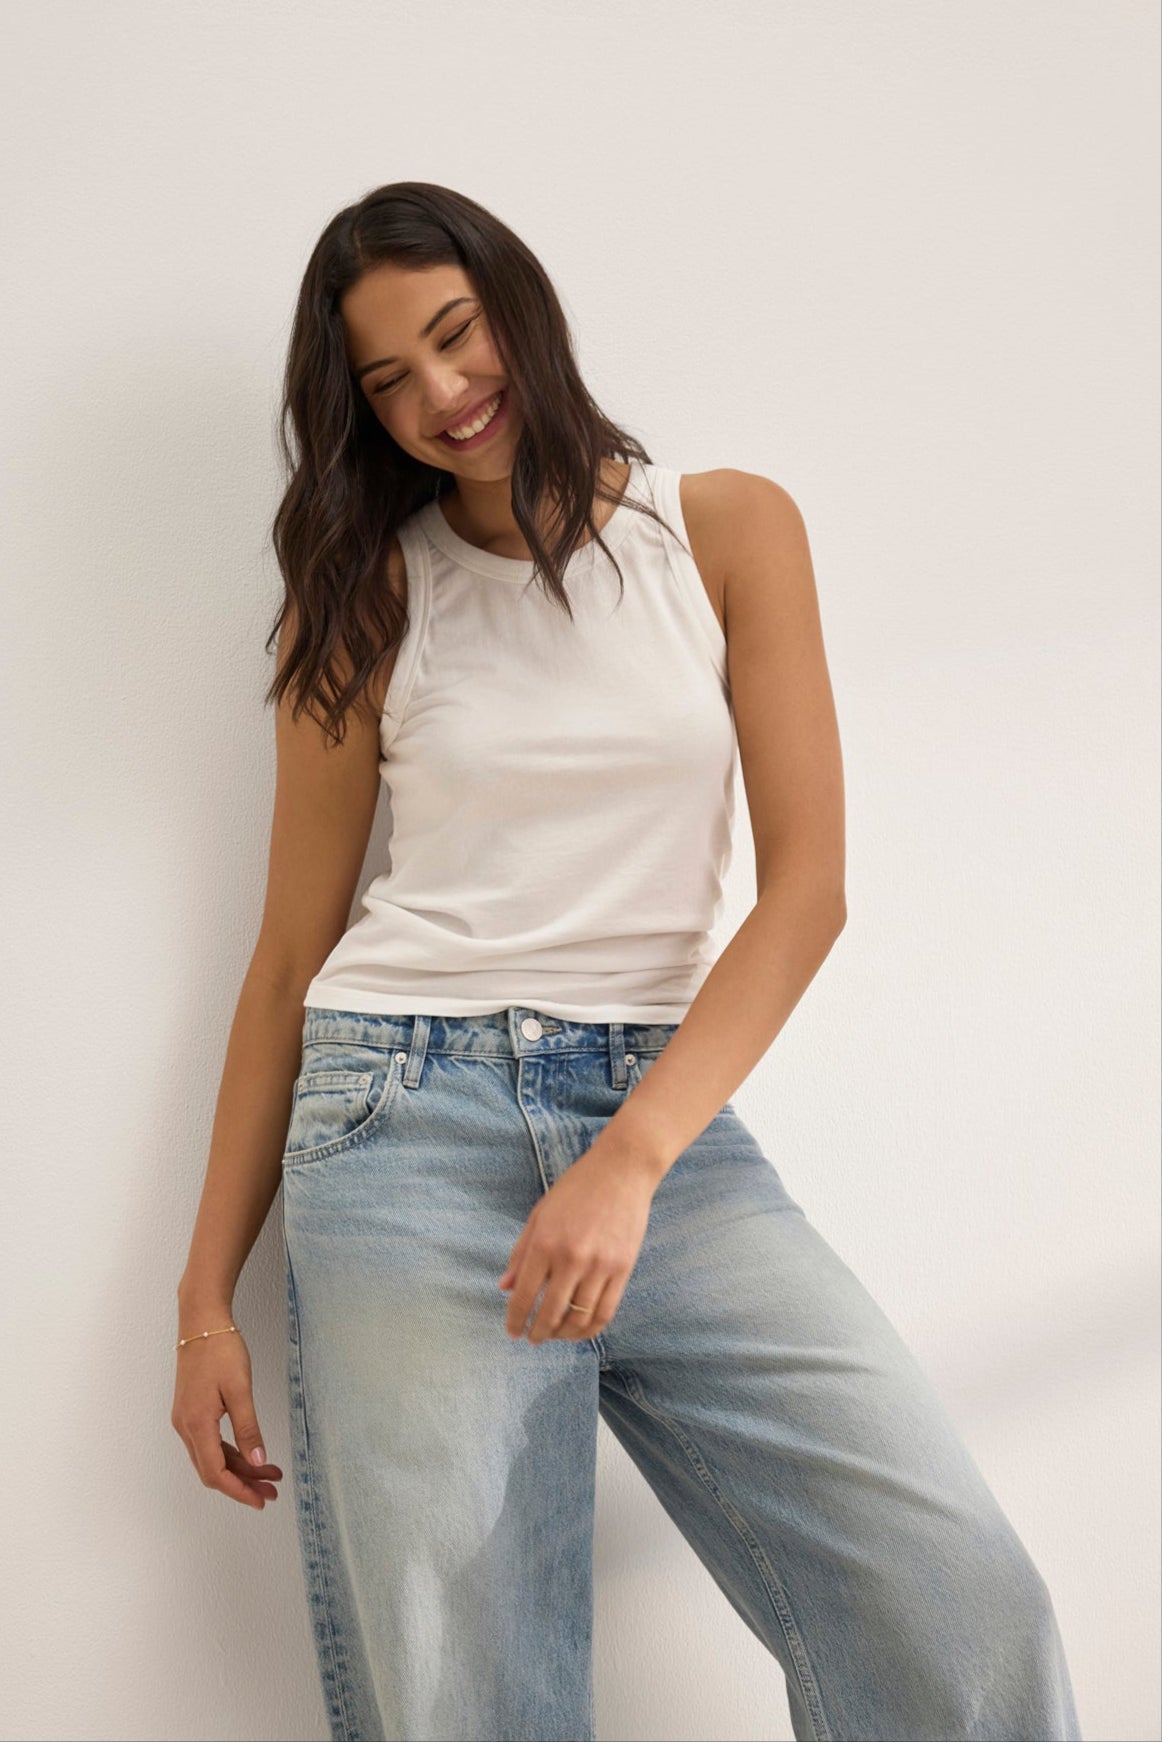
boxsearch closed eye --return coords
[371,317,476,395]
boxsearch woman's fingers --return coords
[194,1431,281,1508]
[526,1262,597,1342]
[556,1270,612,1340]
[219,1375,281,1481]
[172,1346,285,1509]
[503,1248,628,1343]
[221,1437,283,1501]
[217,1374,283,1504]
[504,1249,550,1339]
[497,1225,529,1293]
[181,1415,265,1507]
[588,1271,626,1337]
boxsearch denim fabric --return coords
[280,1007,1081,1742]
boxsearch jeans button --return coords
[625,1053,636,1067]
[520,1017,543,1041]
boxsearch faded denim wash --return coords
[280,1006,1081,1742]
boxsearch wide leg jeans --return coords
[280,1007,1081,1742]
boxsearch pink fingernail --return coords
[250,1447,266,1466]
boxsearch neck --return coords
[438,458,631,562]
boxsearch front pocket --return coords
[283,1066,391,1165]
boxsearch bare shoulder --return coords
[676,469,807,641]
[680,471,841,908]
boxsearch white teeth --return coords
[444,392,502,440]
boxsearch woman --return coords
[172,182,1081,1742]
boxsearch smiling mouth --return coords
[435,387,510,447]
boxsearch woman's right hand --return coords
[171,1315,284,1509]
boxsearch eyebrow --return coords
[352,297,475,381]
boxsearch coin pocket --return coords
[283,1068,376,1162]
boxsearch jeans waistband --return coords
[301,1005,679,1074]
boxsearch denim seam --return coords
[613,1365,832,1742]
[512,1061,552,1196]
[283,1222,357,1741]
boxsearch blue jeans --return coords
[280,1007,1081,1742]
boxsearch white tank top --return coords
[303,458,738,1022]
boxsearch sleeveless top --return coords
[302,458,739,1023]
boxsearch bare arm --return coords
[595,470,847,1184]
[175,626,387,1320]
[498,471,847,1343]
[172,558,400,1506]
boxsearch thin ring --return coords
[567,1301,594,1314]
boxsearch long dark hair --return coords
[263,181,685,746]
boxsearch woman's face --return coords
[341,261,519,478]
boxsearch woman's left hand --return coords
[498,1143,659,1343]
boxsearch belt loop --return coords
[608,1020,627,1090]
[403,1014,430,1088]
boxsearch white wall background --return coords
[2,3,1158,1739]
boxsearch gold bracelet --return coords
[175,1323,239,1349]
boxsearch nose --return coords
[421,364,472,423]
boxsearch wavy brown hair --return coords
[264,180,686,747]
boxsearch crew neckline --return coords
[416,457,650,582]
